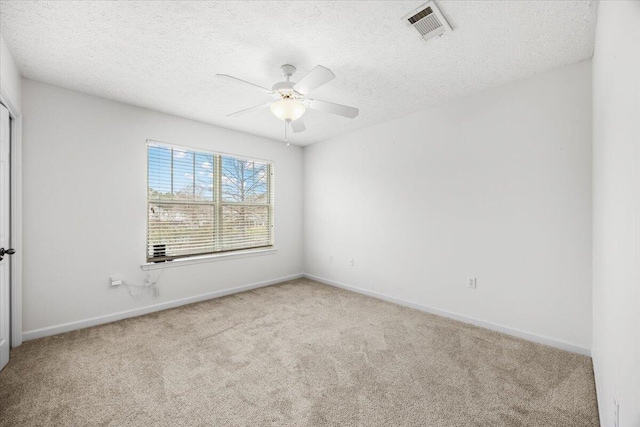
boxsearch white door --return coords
[0,103,11,371]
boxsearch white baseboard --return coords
[304,274,592,357]
[22,273,304,341]
[591,347,605,424]
[22,272,592,358]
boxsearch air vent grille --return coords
[403,1,452,42]
[408,6,433,25]
[413,12,442,37]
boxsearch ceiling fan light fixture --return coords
[218,64,359,143]
[270,98,306,122]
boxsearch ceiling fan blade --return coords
[293,65,335,95]
[290,118,306,133]
[226,103,272,117]
[307,99,359,119]
[216,74,273,94]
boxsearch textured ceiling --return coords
[0,1,597,145]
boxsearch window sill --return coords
[140,247,277,271]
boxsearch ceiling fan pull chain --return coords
[285,121,290,147]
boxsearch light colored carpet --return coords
[0,278,598,426]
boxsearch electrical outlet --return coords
[614,398,619,427]
[349,258,354,267]
[109,276,122,287]
[329,255,333,263]
[467,277,477,289]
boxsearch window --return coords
[147,142,273,262]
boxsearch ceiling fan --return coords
[216,64,359,142]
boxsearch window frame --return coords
[146,140,274,263]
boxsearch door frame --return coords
[0,81,23,347]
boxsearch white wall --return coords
[592,2,640,426]
[20,60,594,356]
[21,79,303,335]
[0,34,21,113]
[304,61,593,354]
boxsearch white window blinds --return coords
[147,142,274,262]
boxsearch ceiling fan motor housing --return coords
[271,81,299,98]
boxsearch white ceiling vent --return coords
[402,1,452,42]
